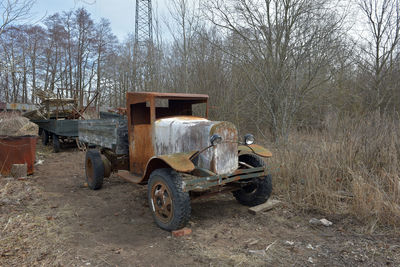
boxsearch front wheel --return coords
[233,154,272,206]
[148,169,191,231]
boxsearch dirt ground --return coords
[1,143,400,266]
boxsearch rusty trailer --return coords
[80,92,273,231]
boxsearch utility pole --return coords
[134,0,153,91]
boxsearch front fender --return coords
[238,144,272,158]
[140,151,197,184]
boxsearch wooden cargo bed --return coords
[78,112,128,155]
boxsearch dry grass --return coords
[0,178,77,265]
[269,112,400,231]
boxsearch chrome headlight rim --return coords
[210,134,222,146]
[244,134,255,145]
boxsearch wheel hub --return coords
[243,182,258,194]
[151,182,173,223]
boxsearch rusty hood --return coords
[153,116,238,174]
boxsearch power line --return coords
[134,0,154,92]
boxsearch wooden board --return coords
[32,119,78,137]
[248,199,282,215]
[78,118,128,154]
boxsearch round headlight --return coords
[210,134,222,146]
[244,134,255,145]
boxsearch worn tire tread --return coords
[53,134,60,153]
[148,168,191,231]
[41,130,49,146]
[85,150,104,190]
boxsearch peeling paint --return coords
[154,116,238,174]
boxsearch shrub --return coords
[269,112,400,231]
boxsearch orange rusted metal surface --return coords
[131,124,154,175]
[0,136,38,176]
[182,166,267,192]
[158,152,197,172]
[126,92,209,179]
[126,92,209,106]
[140,151,198,183]
[238,144,273,157]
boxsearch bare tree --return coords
[61,11,75,99]
[166,0,201,93]
[43,13,66,94]
[0,0,35,35]
[0,0,35,102]
[25,25,45,103]
[203,0,347,141]
[93,18,116,107]
[358,0,400,111]
[75,8,94,107]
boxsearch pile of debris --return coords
[0,112,38,136]
[23,89,78,120]
[23,89,99,120]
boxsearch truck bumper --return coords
[182,167,267,192]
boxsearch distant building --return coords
[0,102,37,113]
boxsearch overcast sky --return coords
[31,0,170,42]
[30,0,367,44]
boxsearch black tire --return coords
[85,150,104,190]
[53,134,60,153]
[233,154,272,206]
[148,168,191,231]
[41,130,49,146]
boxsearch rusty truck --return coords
[79,92,273,231]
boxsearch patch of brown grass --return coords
[269,112,400,231]
[0,178,76,265]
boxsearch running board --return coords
[117,170,142,184]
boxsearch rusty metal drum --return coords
[0,136,38,176]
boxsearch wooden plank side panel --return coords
[116,120,129,154]
[32,120,51,132]
[32,120,78,137]
[80,119,128,154]
[53,120,79,137]
[79,119,121,151]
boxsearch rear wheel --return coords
[233,154,272,206]
[53,134,60,153]
[41,130,49,146]
[85,150,104,190]
[148,168,191,231]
